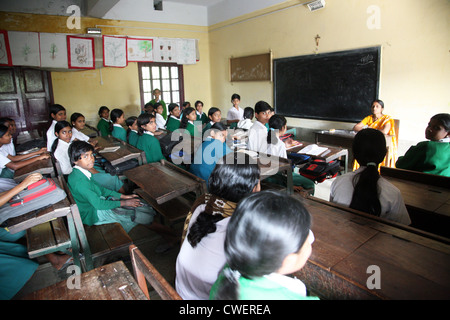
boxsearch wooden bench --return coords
[129,244,182,300]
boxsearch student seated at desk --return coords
[46,104,67,151]
[125,116,139,148]
[176,154,261,300]
[189,122,232,187]
[0,125,50,179]
[154,103,166,130]
[195,100,208,125]
[210,190,318,300]
[202,107,222,136]
[330,128,411,225]
[110,109,127,142]
[247,101,271,153]
[179,107,201,137]
[70,113,90,143]
[96,106,112,137]
[0,173,73,300]
[136,113,166,163]
[266,115,315,194]
[237,107,254,130]
[396,113,450,177]
[165,103,181,132]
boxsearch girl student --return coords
[237,107,254,130]
[165,103,181,132]
[396,113,450,177]
[125,116,139,147]
[195,100,208,124]
[266,114,315,194]
[179,106,200,137]
[189,122,233,187]
[136,113,166,163]
[70,113,98,149]
[176,153,261,300]
[330,128,411,225]
[209,190,318,300]
[154,102,166,130]
[46,104,67,151]
[202,107,222,136]
[97,106,111,137]
[0,125,50,179]
[110,108,127,142]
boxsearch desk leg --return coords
[66,212,81,270]
[286,168,293,195]
[70,204,94,271]
[344,153,348,174]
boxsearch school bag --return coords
[0,178,67,225]
[103,158,140,176]
[299,159,340,183]
[158,132,184,160]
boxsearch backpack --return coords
[299,159,340,183]
[0,178,67,225]
[158,132,184,160]
[103,158,140,176]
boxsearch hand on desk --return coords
[22,173,43,187]
[38,153,51,160]
[120,194,142,207]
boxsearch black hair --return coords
[137,112,155,136]
[182,101,191,108]
[231,93,240,101]
[254,101,271,114]
[210,122,227,132]
[165,103,180,127]
[0,117,13,127]
[125,116,138,142]
[49,104,66,117]
[70,112,84,125]
[372,99,384,108]
[179,107,195,129]
[51,121,72,154]
[187,153,260,248]
[430,113,450,131]
[109,108,124,132]
[349,128,386,217]
[153,102,162,110]
[0,124,9,138]
[208,107,221,118]
[212,190,311,300]
[194,100,203,110]
[267,114,287,145]
[68,140,95,167]
[98,106,109,117]
[243,107,254,120]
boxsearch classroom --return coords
[0,0,449,304]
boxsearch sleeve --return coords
[360,115,372,126]
[395,142,426,170]
[0,153,11,169]
[70,175,121,211]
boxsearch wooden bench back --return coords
[380,166,450,189]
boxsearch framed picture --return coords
[229,52,272,82]
[103,35,127,67]
[39,33,68,68]
[8,31,40,67]
[127,37,154,62]
[67,35,95,69]
[0,30,12,66]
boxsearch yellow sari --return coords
[352,114,397,170]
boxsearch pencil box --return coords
[0,178,67,225]
[299,159,340,183]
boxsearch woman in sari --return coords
[352,100,397,169]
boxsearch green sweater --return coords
[136,133,166,163]
[150,99,167,120]
[396,141,450,177]
[128,130,139,147]
[111,124,127,141]
[97,118,111,137]
[68,167,122,226]
[166,116,181,132]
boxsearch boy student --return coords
[46,104,66,151]
[227,93,244,126]
[247,101,271,153]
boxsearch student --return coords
[149,89,167,120]
[352,99,397,169]
[237,107,254,130]
[247,101,271,153]
[176,154,261,300]
[165,103,181,132]
[195,100,208,124]
[396,113,450,176]
[125,116,139,147]
[143,102,154,115]
[136,113,166,163]
[209,190,318,300]
[266,115,315,193]
[154,102,166,130]
[0,173,73,299]
[51,121,73,176]
[202,107,222,136]
[0,125,49,179]
[182,101,191,111]
[227,93,244,126]
[330,128,411,225]
[97,106,111,137]
[46,104,66,151]
[0,118,16,146]
[179,107,200,137]
[110,109,127,142]
[189,122,232,187]
[70,113,89,142]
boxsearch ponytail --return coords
[110,108,123,132]
[213,267,241,300]
[266,114,286,145]
[179,107,195,129]
[51,120,71,154]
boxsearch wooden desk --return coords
[293,196,450,299]
[96,136,145,166]
[13,157,54,181]
[23,260,148,300]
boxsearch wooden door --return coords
[0,67,53,138]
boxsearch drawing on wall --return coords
[153,38,176,63]
[39,33,68,68]
[67,36,95,69]
[103,35,127,67]
[8,31,40,67]
[127,38,154,62]
[0,30,12,66]
[230,52,272,82]
[176,38,196,65]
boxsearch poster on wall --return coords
[103,35,127,67]
[153,38,176,63]
[8,31,40,67]
[176,38,196,65]
[127,37,154,62]
[0,30,12,66]
[67,35,95,69]
[39,33,68,68]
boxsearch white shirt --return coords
[266,135,287,159]
[46,120,57,151]
[175,204,230,300]
[237,118,253,130]
[71,128,90,142]
[74,165,92,179]
[247,121,268,153]
[227,106,244,121]
[54,139,72,175]
[155,113,165,130]
[330,167,411,225]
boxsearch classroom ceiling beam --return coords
[86,0,120,18]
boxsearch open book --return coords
[298,144,328,156]
[99,146,120,153]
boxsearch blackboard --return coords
[273,47,381,123]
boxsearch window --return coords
[138,63,184,110]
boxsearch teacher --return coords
[352,99,397,169]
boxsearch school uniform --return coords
[330,167,411,225]
[166,116,181,132]
[202,121,215,136]
[111,124,127,142]
[71,127,90,142]
[237,118,253,130]
[196,111,208,124]
[150,99,167,120]
[46,120,57,151]
[97,118,111,137]
[136,131,166,163]
[53,139,72,175]
[128,130,139,147]
[247,121,268,153]
[227,106,244,122]
[0,143,14,179]
[155,113,166,130]
[186,121,201,137]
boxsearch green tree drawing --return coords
[139,40,152,58]
[49,43,58,60]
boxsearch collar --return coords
[196,111,203,116]
[113,123,122,128]
[131,129,138,133]
[74,165,92,179]
[58,139,71,147]
[263,273,307,296]
[102,118,111,122]
[144,131,154,136]
[170,115,180,121]
[440,137,450,142]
